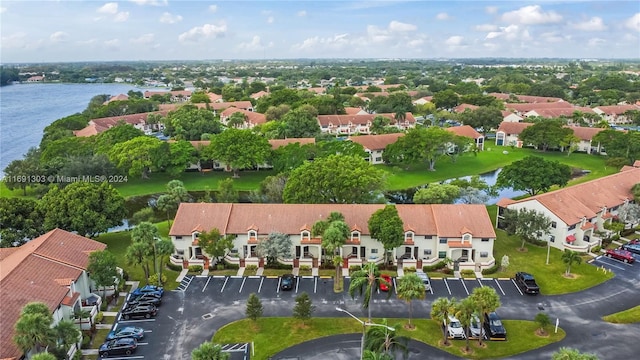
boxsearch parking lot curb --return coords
[319,276,332,279]
[265,276,279,278]
[497,278,511,281]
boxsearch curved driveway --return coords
[149,265,640,359]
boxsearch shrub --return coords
[95,312,104,324]
[188,265,203,273]
[349,265,362,272]
[590,245,602,253]
[148,273,167,286]
[223,260,240,270]
[216,264,225,270]
[441,268,453,275]
[265,262,293,270]
[482,263,500,275]
[461,269,475,277]
[81,334,91,349]
[100,302,108,311]
[404,266,416,272]
[167,263,182,272]
[423,260,447,272]
[299,265,312,272]
[245,264,258,272]
[612,234,620,241]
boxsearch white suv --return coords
[415,271,431,291]
[447,315,466,339]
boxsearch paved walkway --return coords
[292,267,299,276]
[175,269,189,282]
[236,267,245,276]
[312,267,319,276]
[81,349,99,355]
[256,267,264,276]
[396,267,404,277]
[102,311,119,316]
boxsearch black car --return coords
[99,337,137,357]
[121,304,157,320]
[280,274,296,291]
[514,272,540,295]
[127,294,162,307]
[484,312,507,340]
[621,243,640,255]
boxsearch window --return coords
[425,235,433,240]
[175,236,182,240]
[549,235,555,243]
[351,231,361,241]
[230,248,238,254]
[301,230,310,240]
[405,232,414,242]
[177,249,184,255]
[551,221,557,228]
[375,157,382,162]
[371,249,378,254]
[438,251,447,259]
[424,249,432,255]
[481,238,490,242]
[439,238,448,244]
[480,252,488,258]
[568,224,576,231]
[463,234,471,241]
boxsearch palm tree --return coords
[31,353,57,360]
[552,347,599,360]
[53,320,80,354]
[362,351,394,360]
[191,341,230,360]
[534,312,552,336]
[364,319,409,359]
[349,262,383,322]
[74,309,92,332]
[469,286,501,346]
[396,273,426,329]
[454,297,477,352]
[13,313,55,355]
[561,250,582,276]
[155,238,175,285]
[430,297,457,346]
[131,222,160,279]
[126,241,151,282]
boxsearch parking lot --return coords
[590,249,640,280]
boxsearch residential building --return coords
[502,111,524,123]
[168,203,497,272]
[593,105,640,124]
[143,90,192,102]
[0,229,107,360]
[348,133,404,164]
[566,126,606,154]
[220,108,267,129]
[103,94,129,104]
[73,111,168,137]
[495,121,533,147]
[412,96,433,106]
[446,125,485,151]
[488,93,564,103]
[496,167,640,252]
[453,104,479,113]
[505,101,574,116]
[344,107,368,115]
[317,113,416,135]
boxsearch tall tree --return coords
[130,222,161,280]
[38,181,125,237]
[204,129,271,178]
[457,106,503,134]
[191,341,230,360]
[13,302,55,355]
[396,273,426,329]
[109,136,169,178]
[368,205,404,266]
[197,229,234,264]
[167,140,198,176]
[281,108,321,138]
[217,178,239,203]
[453,297,477,352]
[3,147,43,195]
[292,292,315,324]
[256,232,292,266]
[52,320,80,356]
[126,240,152,282]
[432,89,460,109]
[164,105,222,140]
[383,127,458,171]
[283,155,385,203]
[594,130,640,165]
[155,238,175,285]
[501,208,552,250]
[349,262,384,322]
[430,297,457,346]
[561,250,582,277]
[534,312,551,336]
[87,250,118,301]
[469,286,501,346]
[496,156,571,196]
[246,293,263,321]
[413,183,461,204]
[156,180,190,225]
[364,319,409,359]
[0,197,44,247]
[519,119,573,151]
[93,124,145,154]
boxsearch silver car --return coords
[469,314,485,339]
[415,271,431,291]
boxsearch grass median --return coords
[602,305,640,324]
[212,317,565,360]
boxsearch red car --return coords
[379,275,392,292]
[605,248,635,263]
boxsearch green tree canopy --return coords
[196,228,234,263]
[368,205,404,265]
[13,302,55,354]
[204,129,271,178]
[292,292,315,324]
[496,156,571,196]
[552,347,599,360]
[457,106,503,134]
[396,273,426,328]
[246,293,263,321]
[94,124,145,154]
[0,197,44,247]
[413,183,461,204]
[284,155,385,203]
[593,130,640,165]
[469,286,501,346]
[3,147,44,195]
[383,127,458,171]
[281,108,322,138]
[88,250,118,300]
[501,208,552,250]
[430,297,457,346]
[519,119,573,151]
[163,105,222,140]
[191,341,230,360]
[256,232,293,266]
[349,262,384,322]
[109,136,169,178]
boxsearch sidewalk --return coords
[175,269,189,282]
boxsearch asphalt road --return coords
[109,255,640,359]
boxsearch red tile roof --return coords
[268,138,316,149]
[566,126,606,141]
[446,125,483,139]
[525,107,594,118]
[593,105,640,115]
[0,229,106,360]
[489,93,563,103]
[496,121,534,134]
[453,104,479,113]
[344,107,365,115]
[348,133,404,151]
[505,102,574,113]
[73,111,168,137]
[220,108,267,126]
[317,113,415,127]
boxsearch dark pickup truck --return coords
[514,272,540,294]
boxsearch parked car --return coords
[469,314,485,339]
[99,338,137,357]
[127,295,161,308]
[447,315,466,339]
[132,284,164,297]
[280,274,296,291]
[514,272,540,295]
[106,326,145,341]
[605,248,635,263]
[121,304,157,320]
[621,243,640,255]
[484,312,507,340]
[415,271,431,291]
[379,274,392,292]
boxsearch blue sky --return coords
[1,1,639,62]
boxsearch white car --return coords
[469,314,485,339]
[415,271,431,291]
[447,315,466,339]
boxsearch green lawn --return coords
[487,228,613,294]
[96,223,181,290]
[602,305,640,324]
[213,317,565,360]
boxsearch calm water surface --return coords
[0,83,149,177]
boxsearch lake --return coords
[0,83,152,177]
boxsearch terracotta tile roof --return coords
[103,94,129,104]
[269,138,316,149]
[496,198,516,207]
[506,102,574,113]
[525,107,592,118]
[489,93,563,103]
[355,91,419,98]
[250,91,269,99]
[220,108,266,126]
[143,90,192,98]
[61,291,81,306]
[445,125,483,139]
[344,107,365,115]
[348,133,404,151]
[507,167,640,225]
[73,111,168,137]
[306,87,326,94]
[453,104,479,113]
[496,121,534,134]
[634,160,640,168]
[170,204,496,239]
[209,101,253,111]
[593,105,640,115]
[317,113,415,127]
[0,247,19,261]
[0,229,105,360]
[566,126,606,141]
[208,93,223,102]
[159,103,209,111]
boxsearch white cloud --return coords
[97,2,118,15]
[388,20,417,32]
[571,17,607,31]
[130,33,155,44]
[540,31,567,43]
[114,11,129,22]
[486,24,531,41]
[501,5,562,25]
[237,35,273,51]
[292,33,350,51]
[104,39,120,49]
[178,23,227,42]
[297,10,307,17]
[406,39,424,48]
[625,13,640,32]
[445,35,464,46]
[436,12,450,21]
[587,37,606,47]
[50,31,68,42]
[267,16,274,24]
[209,5,217,13]
[77,39,97,46]
[475,24,498,32]
[159,12,182,24]
[130,0,167,5]
[0,6,6,14]
[1,32,27,49]
[485,6,498,14]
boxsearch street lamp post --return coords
[335,307,395,360]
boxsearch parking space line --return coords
[102,357,144,360]
[595,258,625,270]
[239,277,247,293]
[137,342,149,346]
[393,278,398,295]
[314,277,318,294]
[460,278,469,295]
[443,278,452,295]
[202,277,212,292]
[494,279,506,296]
[220,277,229,293]
[295,277,300,293]
[477,279,483,287]
[598,255,633,267]
[118,319,156,323]
[511,279,524,296]
[258,277,264,293]
[276,277,281,293]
